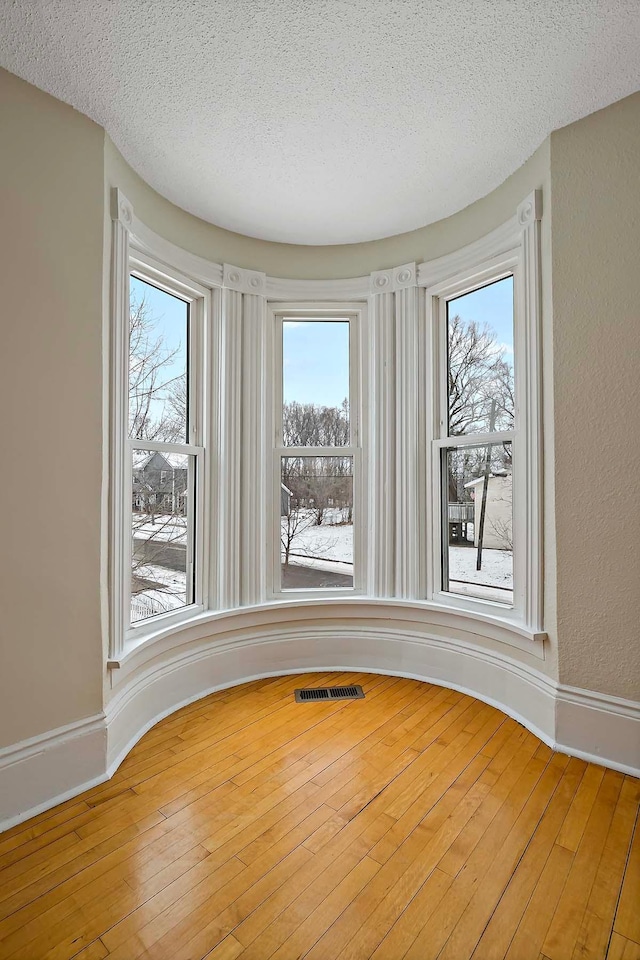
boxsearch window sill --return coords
[107,595,546,671]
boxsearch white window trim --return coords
[109,192,216,659]
[423,193,543,635]
[266,303,368,600]
[126,254,209,639]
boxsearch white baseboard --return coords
[2,617,638,832]
[554,684,640,775]
[0,714,108,832]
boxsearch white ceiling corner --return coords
[1,0,638,245]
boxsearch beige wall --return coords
[550,92,640,700]
[0,70,105,746]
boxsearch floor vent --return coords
[295,685,365,703]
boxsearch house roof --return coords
[464,471,512,489]
[132,450,188,470]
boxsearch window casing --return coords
[426,244,542,632]
[116,250,210,647]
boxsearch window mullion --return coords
[434,430,515,449]
[241,292,268,606]
[129,438,203,455]
[368,290,395,597]
[395,282,421,598]
[276,445,357,457]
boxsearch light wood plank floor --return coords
[0,673,638,960]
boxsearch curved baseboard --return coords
[105,627,555,773]
[1,615,638,832]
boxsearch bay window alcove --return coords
[108,188,544,665]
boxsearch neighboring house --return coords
[132,450,188,516]
[448,500,475,544]
[464,472,513,550]
[131,451,189,576]
[281,482,292,517]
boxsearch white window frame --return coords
[111,248,211,656]
[267,303,367,599]
[424,210,543,635]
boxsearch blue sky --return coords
[281,279,513,412]
[130,276,512,418]
[448,275,514,357]
[130,274,188,408]
[130,275,187,368]
[283,320,350,408]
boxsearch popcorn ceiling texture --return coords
[1,0,638,245]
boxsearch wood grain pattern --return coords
[0,673,637,960]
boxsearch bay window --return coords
[109,189,543,661]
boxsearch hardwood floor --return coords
[0,673,638,960]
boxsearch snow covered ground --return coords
[132,514,187,543]
[282,518,512,601]
[281,512,353,579]
[131,562,187,622]
[130,513,512,615]
[448,544,513,603]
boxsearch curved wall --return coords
[105,135,551,279]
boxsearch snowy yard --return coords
[448,544,513,603]
[131,562,187,621]
[282,512,354,579]
[281,516,513,601]
[132,514,187,543]
[130,512,513,616]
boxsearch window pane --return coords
[447,276,514,435]
[282,321,350,445]
[129,276,189,443]
[442,442,513,605]
[131,450,194,623]
[281,456,353,589]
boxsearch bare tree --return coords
[448,315,514,435]
[282,399,349,449]
[446,314,514,563]
[283,454,352,526]
[131,471,189,616]
[280,506,316,568]
[280,410,350,549]
[489,509,513,552]
[280,455,350,578]
[128,295,189,619]
[128,293,186,442]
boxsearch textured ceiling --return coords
[1,1,639,245]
